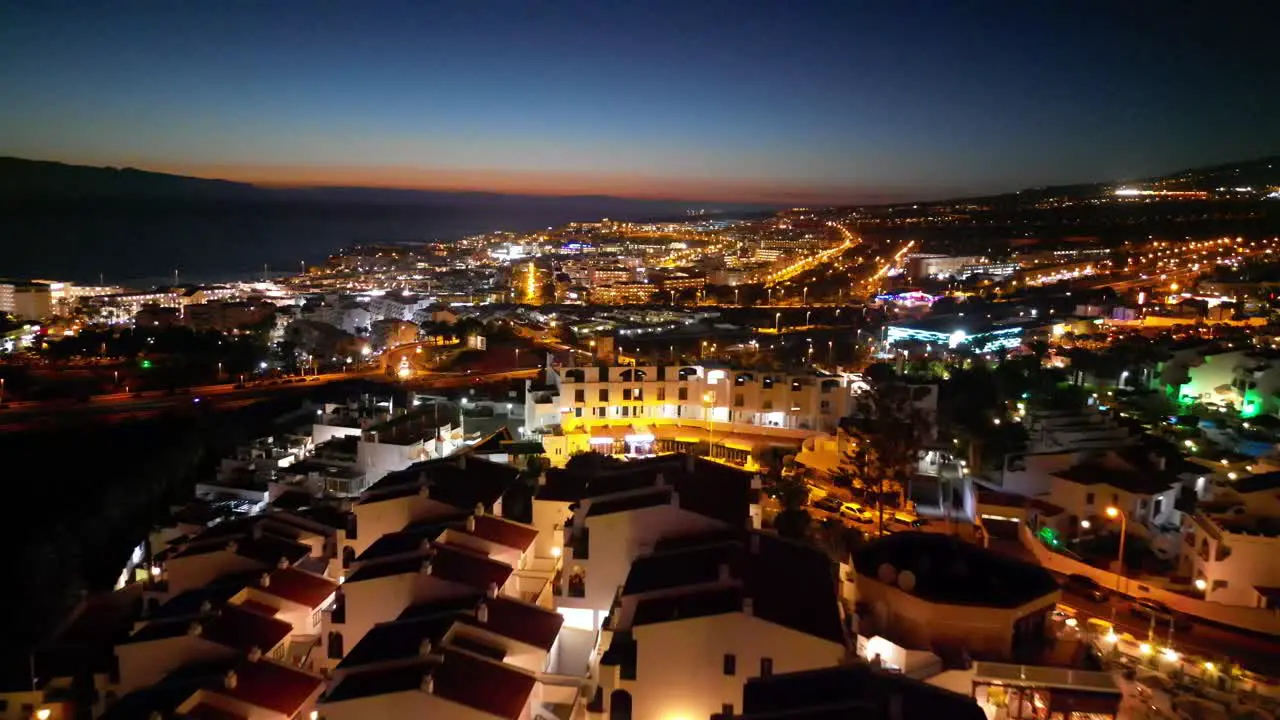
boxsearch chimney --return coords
[277,556,290,570]
[475,502,486,516]
[477,602,490,624]
[486,582,499,599]
[421,674,435,694]
[742,597,754,616]
[188,621,203,637]
[419,484,431,499]
[224,670,237,690]
[247,646,262,662]
[466,515,477,532]
[259,573,271,588]
[419,538,433,554]
[751,474,764,491]
[419,639,433,657]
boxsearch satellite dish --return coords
[898,570,917,593]
[877,563,897,584]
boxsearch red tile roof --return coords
[466,515,539,552]
[259,567,339,609]
[458,596,563,651]
[218,658,324,716]
[201,605,292,653]
[434,648,537,720]
[430,543,513,592]
[184,703,247,720]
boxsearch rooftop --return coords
[323,649,536,720]
[730,663,985,720]
[626,531,845,645]
[214,658,324,716]
[255,567,339,609]
[972,661,1121,694]
[852,532,1059,609]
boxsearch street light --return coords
[775,312,781,333]
[703,391,716,460]
[1105,506,1128,601]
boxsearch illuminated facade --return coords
[525,364,860,465]
[885,318,1027,354]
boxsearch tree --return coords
[770,472,812,542]
[838,376,931,534]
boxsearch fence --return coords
[1019,524,1280,636]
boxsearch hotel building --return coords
[524,364,861,466]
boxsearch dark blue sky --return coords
[1,1,1276,203]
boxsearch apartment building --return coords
[591,530,851,720]
[525,364,859,466]
[1181,472,1280,607]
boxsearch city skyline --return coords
[2,2,1278,204]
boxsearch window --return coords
[820,400,831,412]
[763,377,774,389]
[623,388,633,401]
[678,387,688,401]
[760,657,773,677]
[621,406,630,417]
[734,394,745,407]
[657,387,666,401]
[762,400,773,410]
[1153,496,1165,517]
[790,380,802,391]
[634,389,643,402]
[328,631,345,658]
[575,389,585,403]
[723,653,736,675]
[575,407,583,418]
[722,705,734,716]
[1085,492,1095,505]
[599,389,609,402]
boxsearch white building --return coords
[1181,472,1280,607]
[526,364,861,466]
[591,531,851,720]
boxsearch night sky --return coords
[1,1,1276,204]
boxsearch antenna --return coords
[174,268,180,286]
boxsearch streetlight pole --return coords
[1106,506,1127,619]
[803,286,808,305]
[775,312,781,333]
[703,391,716,461]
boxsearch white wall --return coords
[624,613,845,720]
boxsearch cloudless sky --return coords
[1,0,1277,203]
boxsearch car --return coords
[813,497,843,513]
[890,511,925,528]
[1129,598,1192,631]
[840,503,875,524]
[1062,573,1111,602]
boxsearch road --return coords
[1056,581,1280,676]
[0,366,540,432]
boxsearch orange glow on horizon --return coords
[128,161,897,205]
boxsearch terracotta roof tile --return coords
[465,515,539,552]
[258,567,339,609]
[217,659,324,716]
[457,596,563,651]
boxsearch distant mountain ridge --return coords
[0,156,765,212]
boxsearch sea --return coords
[0,195,738,288]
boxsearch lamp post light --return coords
[775,312,781,333]
[734,288,739,305]
[703,391,716,460]
[1106,506,1127,619]
[803,286,808,305]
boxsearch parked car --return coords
[1063,573,1111,602]
[840,503,875,525]
[890,511,925,529]
[813,497,843,513]
[1129,598,1192,631]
